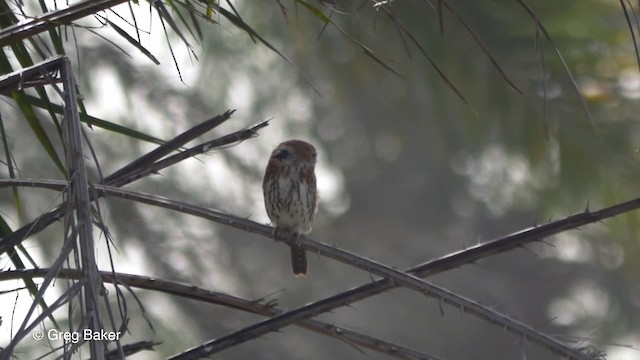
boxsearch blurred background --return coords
[1,0,639,359]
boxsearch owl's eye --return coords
[273,148,290,160]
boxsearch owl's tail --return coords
[290,244,307,277]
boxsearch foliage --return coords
[0,0,639,359]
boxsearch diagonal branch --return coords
[1,179,627,359]
[1,182,516,315]
[0,110,262,255]
[104,109,236,184]
[0,0,128,48]
[0,269,442,360]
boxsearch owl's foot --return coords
[273,228,299,246]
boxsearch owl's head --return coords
[270,140,317,167]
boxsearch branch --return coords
[0,110,256,254]
[0,55,65,90]
[0,179,622,359]
[0,0,128,48]
[61,56,105,359]
[0,269,440,360]
[104,109,237,185]
[0,229,81,357]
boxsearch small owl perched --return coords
[263,140,318,276]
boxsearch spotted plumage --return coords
[263,140,318,276]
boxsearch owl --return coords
[263,140,318,276]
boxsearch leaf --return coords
[0,51,67,177]
[0,0,129,48]
[0,215,60,329]
[0,112,21,218]
[11,90,68,176]
[154,0,195,51]
[105,18,161,65]
[21,94,165,145]
[186,0,204,42]
[296,1,403,78]
[513,0,596,132]
[35,0,64,54]
[296,0,330,24]
[206,0,216,18]
[166,0,202,46]
[438,1,523,95]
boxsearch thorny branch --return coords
[1,179,631,360]
[0,269,441,360]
